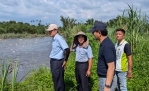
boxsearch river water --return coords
[0,37,52,81]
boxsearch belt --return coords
[50,58,64,61]
[76,61,88,64]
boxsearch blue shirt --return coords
[50,33,68,60]
[75,45,93,62]
[97,37,116,77]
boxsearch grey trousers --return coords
[75,62,89,91]
[50,58,65,91]
[99,75,117,91]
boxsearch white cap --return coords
[46,24,58,31]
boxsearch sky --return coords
[0,0,149,26]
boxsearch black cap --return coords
[88,21,107,33]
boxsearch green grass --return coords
[14,53,99,91]
[1,59,11,91]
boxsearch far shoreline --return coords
[0,33,48,39]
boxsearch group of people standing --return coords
[46,21,133,91]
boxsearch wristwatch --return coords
[105,84,111,88]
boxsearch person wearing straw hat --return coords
[46,24,70,91]
[70,31,93,91]
[88,21,116,91]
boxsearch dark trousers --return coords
[75,62,89,91]
[50,58,65,91]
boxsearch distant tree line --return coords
[0,20,47,34]
[0,16,99,35]
[0,12,149,35]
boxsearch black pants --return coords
[50,58,65,91]
[75,62,89,91]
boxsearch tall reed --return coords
[11,60,18,91]
[1,59,10,91]
[110,4,149,51]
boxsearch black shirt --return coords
[97,37,116,77]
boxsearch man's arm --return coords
[104,62,115,91]
[106,62,115,85]
[64,48,70,61]
[103,44,116,91]
[127,55,133,78]
[124,43,133,78]
[62,48,70,68]
[57,37,70,68]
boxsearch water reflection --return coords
[0,37,52,81]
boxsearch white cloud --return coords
[0,0,149,26]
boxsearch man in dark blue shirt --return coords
[89,21,116,91]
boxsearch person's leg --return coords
[78,63,89,91]
[99,77,117,91]
[116,71,127,91]
[99,77,106,91]
[75,63,82,91]
[50,59,65,91]
[59,62,65,91]
[111,74,117,91]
